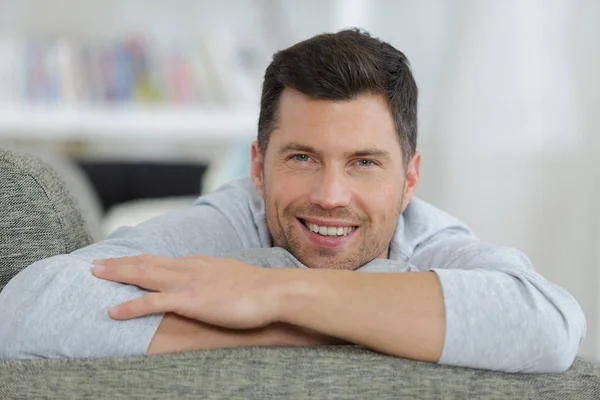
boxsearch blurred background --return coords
[0,0,598,360]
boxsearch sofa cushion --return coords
[0,346,598,399]
[0,149,93,291]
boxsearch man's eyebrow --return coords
[278,143,392,162]
[278,143,324,158]
[344,148,392,162]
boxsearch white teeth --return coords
[304,221,356,237]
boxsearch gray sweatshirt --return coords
[0,177,586,373]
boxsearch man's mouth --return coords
[299,219,357,237]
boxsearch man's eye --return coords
[356,159,374,167]
[293,154,312,162]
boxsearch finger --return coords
[92,255,175,292]
[94,254,173,269]
[109,293,177,320]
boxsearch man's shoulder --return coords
[404,197,471,230]
[391,197,475,260]
[194,177,262,210]
[192,177,269,248]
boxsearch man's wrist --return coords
[266,268,320,326]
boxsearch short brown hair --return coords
[257,29,418,166]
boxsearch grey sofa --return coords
[0,148,599,400]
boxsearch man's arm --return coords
[148,313,345,354]
[270,242,586,373]
[135,247,348,355]
[273,269,445,362]
[0,205,245,359]
[91,242,584,372]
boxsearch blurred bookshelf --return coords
[0,33,261,143]
[0,0,370,147]
[0,105,258,142]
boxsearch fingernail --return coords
[93,264,105,273]
[93,259,106,266]
[109,305,120,315]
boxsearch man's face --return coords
[251,89,420,270]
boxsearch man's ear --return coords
[401,151,421,211]
[251,141,265,198]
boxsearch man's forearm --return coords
[272,269,446,363]
[148,313,345,355]
[270,265,585,373]
[148,313,273,354]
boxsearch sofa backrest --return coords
[0,148,92,291]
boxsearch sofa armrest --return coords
[0,148,93,290]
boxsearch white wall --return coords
[370,0,600,360]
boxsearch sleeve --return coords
[0,204,243,360]
[410,232,587,373]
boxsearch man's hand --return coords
[92,254,283,330]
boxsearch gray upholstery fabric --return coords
[0,347,599,400]
[0,148,93,291]
[2,144,105,242]
[1,147,599,399]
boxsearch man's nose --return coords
[309,169,351,210]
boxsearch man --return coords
[0,30,585,373]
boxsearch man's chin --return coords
[294,251,361,270]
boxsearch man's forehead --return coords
[271,90,399,148]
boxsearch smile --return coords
[299,219,357,237]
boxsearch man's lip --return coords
[297,218,358,248]
[298,217,357,227]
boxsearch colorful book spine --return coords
[0,31,261,107]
